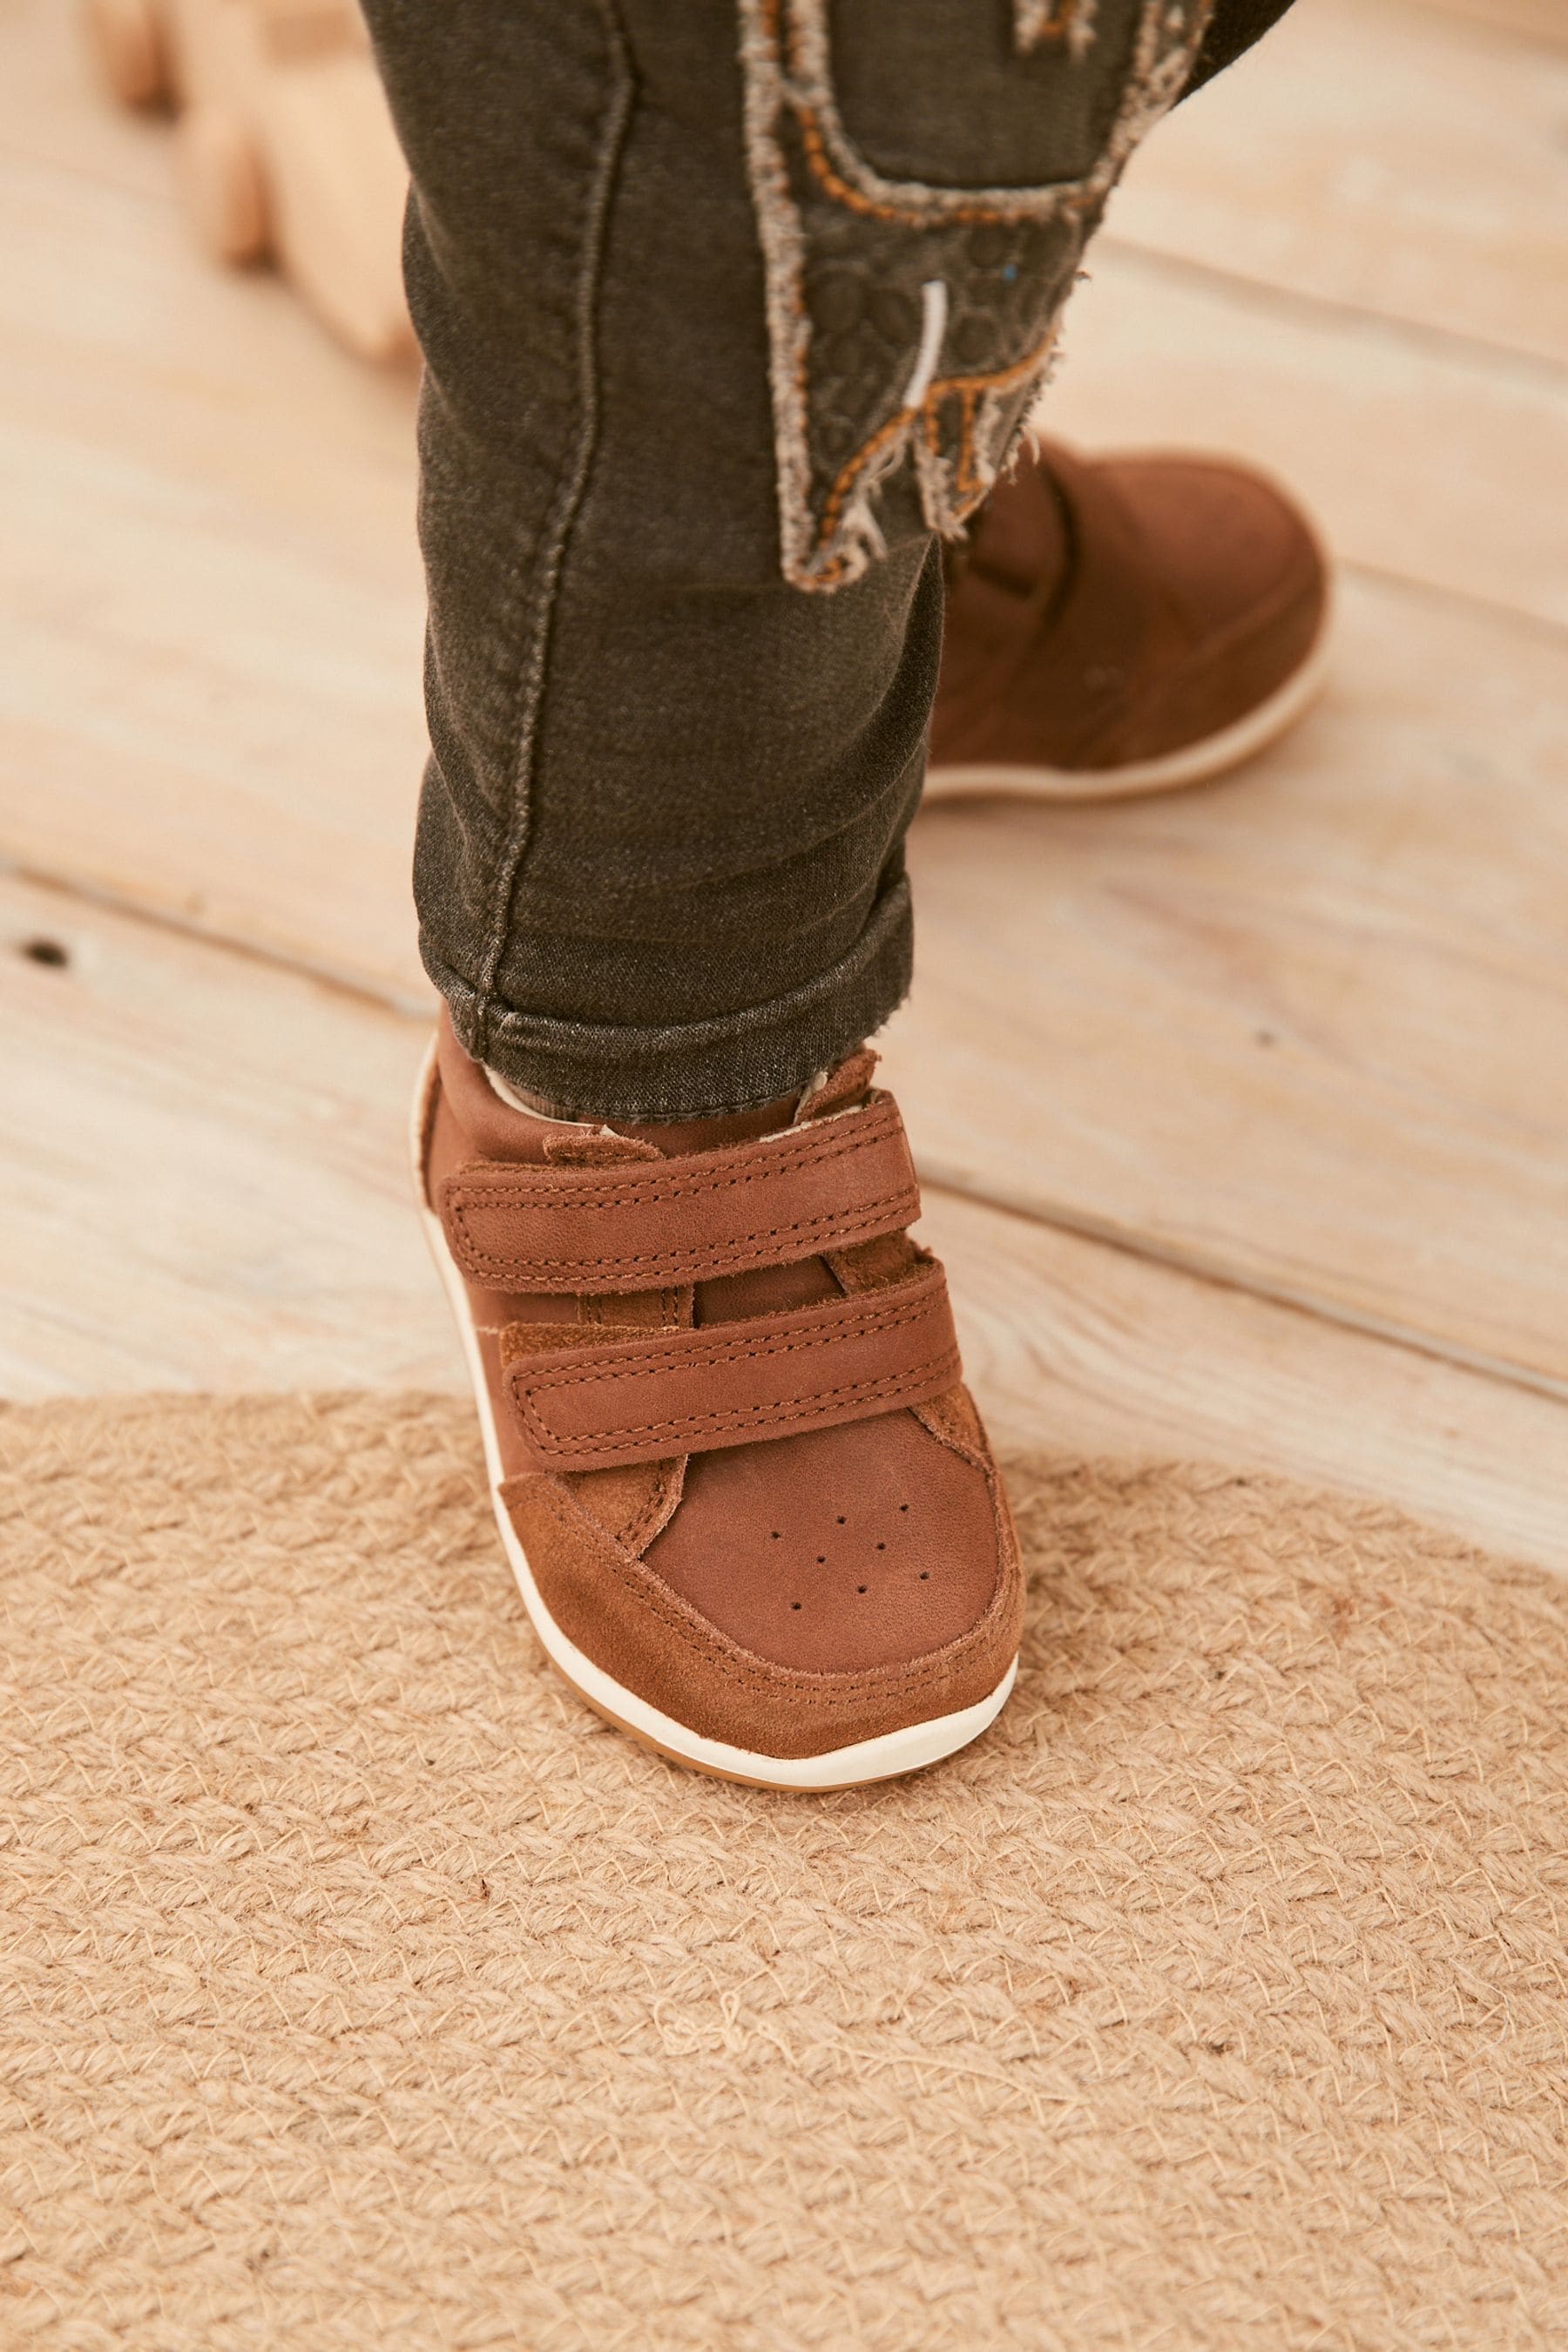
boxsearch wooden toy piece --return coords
[84,0,414,364]
[179,99,268,265]
[86,0,172,105]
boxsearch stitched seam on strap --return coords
[454,1161,913,1217]
[442,1104,918,1281]
[508,1281,957,1456]
[517,1353,961,1456]
[449,1184,918,1281]
[517,1281,941,1391]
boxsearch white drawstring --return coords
[901,279,949,410]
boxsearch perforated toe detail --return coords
[641,1409,1000,1673]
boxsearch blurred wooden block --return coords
[83,0,412,362]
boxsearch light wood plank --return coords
[1112,0,1568,367]
[888,571,1568,1389]
[1047,242,1568,630]
[0,874,454,1396]
[0,144,429,1005]
[5,871,1564,1573]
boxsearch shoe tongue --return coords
[459,1009,874,1167]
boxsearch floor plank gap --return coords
[921,1173,1568,1413]
[1094,235,1568,395]
[1335,560,1568,646]
[0,857,435,1024]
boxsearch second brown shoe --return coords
[416,1017,1024,1789]
[928,436,1331,802]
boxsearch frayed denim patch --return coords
[737,0,1211,591]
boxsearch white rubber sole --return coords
[411,1045,1017,1790]
[923,605,1333,806]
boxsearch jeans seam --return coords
[470,2,637,1068]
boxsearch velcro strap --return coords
[500,1261,960,1471]
[437,1095,921,1293]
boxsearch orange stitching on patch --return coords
[506,1273,961,1463]
[1015,0,1085,51]
[796,104,1040,229]
[954,387,982,497]
[451,1182,918,1281]
[813,334,1055,558]
[814,409,910,551]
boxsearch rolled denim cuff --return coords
[426,872,913,1123]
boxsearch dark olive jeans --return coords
[362,0,1292,1118]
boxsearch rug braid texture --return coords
[3,1392,1566,2351]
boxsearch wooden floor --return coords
[3,0,1566,1571]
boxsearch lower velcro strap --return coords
[500,1261,960,1473]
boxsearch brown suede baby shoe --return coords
[415,1017,1024,1789]
[928,435,1331,801]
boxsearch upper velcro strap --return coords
[436,1094,921,1294]
[500,1261,960,1472]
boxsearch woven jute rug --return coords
[3,1395,1566,2350]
